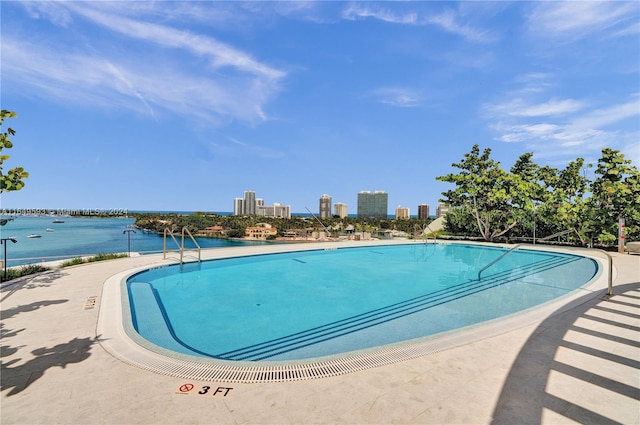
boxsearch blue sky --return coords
[2,1,638,215]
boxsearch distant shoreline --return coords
[2,209,435,220]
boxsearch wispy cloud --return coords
[342,4,417,24]
[527,1,639,41]
[424,9,496,43]
[341,3,495,43]
[488,98,586,118]
[372,87,422,108]
[486,93,639,160]
[64,2,284,81]
[207,136,285,159]
[4,2,286,126]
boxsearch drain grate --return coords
[84,296,98,310]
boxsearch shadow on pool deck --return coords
[0,269,69,302]
[491,281,640,425]
[1,336,98,396]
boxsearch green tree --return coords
[548,159,593,245]
[590,148,640,245]
[0,110,29,192]
[437,145,524,241]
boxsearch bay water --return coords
[0,216,258,266]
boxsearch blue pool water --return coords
[126,244,598,361]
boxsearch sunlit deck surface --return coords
[1,241,638,424]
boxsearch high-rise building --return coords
[357,190,388,219]
[395,205,410,220]
[233,198,244,215]
[334,202,348,218]
[418,204,430,220]
[244,190,256,215]
[319,194,332,218]
[257,202,291,218]
[436,203,450,218]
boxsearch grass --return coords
[1,264,50,282]
[1,252,130,282]
[61,252,129,267]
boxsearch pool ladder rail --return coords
[476,243,613,296]
[163,226,201,264]
[415,223,438,244]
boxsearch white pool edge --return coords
[96,241,612,383]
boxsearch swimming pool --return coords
[125,243,598,363]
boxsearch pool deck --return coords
[1,241,639,424]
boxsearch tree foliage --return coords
[0,110,29,193]
[437,145,639,246]
[436,145,523,241]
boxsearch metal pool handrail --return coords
[163,227,201,264]
[477,243,614,296]
[477,244,523,281]
[593,248,614,297]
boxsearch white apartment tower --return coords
[436,203,450,218]
[395,205,410,220]
[233,197,244,215]
[334,202,348,218]
[319,194,332,218]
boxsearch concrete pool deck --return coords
[1,241,639,424]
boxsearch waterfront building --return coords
[245,223,277,240]
[357,190,388,219]
[198,225,227,236]
[395,205,410,220]
[418,204,430,220]
[256,202,291,219]
[319,194,332,218]
[233,198,244,216]
[244,190,256,215]
[436,203,450,218]
[334,202,348,218]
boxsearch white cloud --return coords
[64,3,284,81]
[570,99,640,130]
[342,4,417,24]
[3,3,286,126]
[373,87,422,108]
[23,1,73,27]
[2,37,280,126]
[341,3,494,43]
[424,9,496,43]
[527,1,639,41]
[485,73,639,161]
[489,98,586,118]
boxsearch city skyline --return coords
[232,190,436,218]
[2,2,638,214]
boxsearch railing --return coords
[415,223,437,243]
[538,229,573,243]
[593,249,614,297]
[477,244,523,280]
[163,227,201,264]
[181,227,201,263]
[476,242,614,296]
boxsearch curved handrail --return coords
[592,248,614,297]
[477,244,523,281]
[539,229,573,242]
[181,227,201,263]
[164,227,201,264]
[477,243,614,296]
[163,227,182,260]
